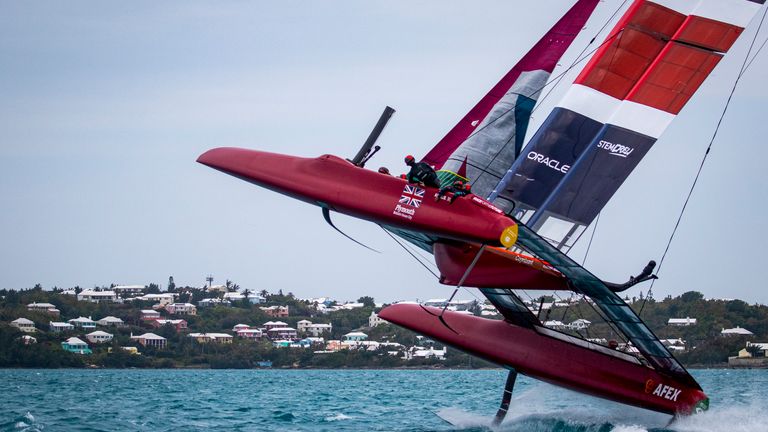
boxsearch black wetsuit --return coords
[407,162,440,188]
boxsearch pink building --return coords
[165,303,197,316]
[260,305,289,318]
[150,319,188,332]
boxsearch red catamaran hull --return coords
[197,147,516,247]
[379,303,708,415]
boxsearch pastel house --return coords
[10,318,36,333]
[27,302,60,316]
[62,337,92,354]
[86,331,114,344]
[97,316,125,327]
[130,333,167,348]
[343,332,368,342]
[68,316,96,329]
[50,322,75,332]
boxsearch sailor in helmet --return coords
[435,179,472,203]
[404,155,440,188]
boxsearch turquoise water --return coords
[1,369,766,431]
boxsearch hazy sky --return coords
[2,1,767,304]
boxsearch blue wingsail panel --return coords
[529,123,657,229]
[490,107,602,215]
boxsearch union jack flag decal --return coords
[399,184,424,208]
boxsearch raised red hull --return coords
[433,242,568,289]
[197,148,515,247]
[379,303,708,415]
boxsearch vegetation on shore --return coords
[0,286,765,369]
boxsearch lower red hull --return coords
[379,303,707,415]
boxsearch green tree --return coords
[357,296,375,308]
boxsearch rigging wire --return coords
[639,5,768,316]
[379,227,440,280]
[581,212,601,266]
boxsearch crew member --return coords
[435,180,472,203]
[404,155,440,188]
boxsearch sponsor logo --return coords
[597,140,634,158]
[399,185,424,208]
[471,196,503,214]
[394,185,424,220]
[471,120,480,127]
[644,379,655,394]
[513,255,535,266]
[393,204,415,220]
[651,383,682,402]
[526,151,570,173]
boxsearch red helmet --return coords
[404,155,415,165]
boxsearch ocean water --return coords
[0,369,766,432]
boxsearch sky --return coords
[2,1,768,304]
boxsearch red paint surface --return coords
[627,42,721,114]
[574,1,685,100]
[676,16,743,53]
[433,243,568,290]
[379,303,708,415]
[197,147,516,246]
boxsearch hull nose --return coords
[197,147,307,195]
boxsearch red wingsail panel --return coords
[627,42,722,114]
[574,1,685,100]
[574,0,755,115]
[420,0,599,169]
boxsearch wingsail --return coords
[421,0,600,199]
[489,0,767,250]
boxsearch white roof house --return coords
[263,321,288,330]
[722,326,754,336]
[97,316,125,326]
[343,331,368,342]
[165,303,197,315]
[188,333,234,343]
[131,333,167,348]
[139,293,175,305]
[543,320,567,330]
[236,329,263,339]
[569,319,592,330]
[27,302,57,310]
[223,292,245,301]
[50,322,75,332]
[86,331,114,343]
[112,285,145,294]
[77,290,117,303]
[68,316,97,328]
[668,317,697,326]
[10,318,36,332]
[408,346,447,360]
[64,337,88,346]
